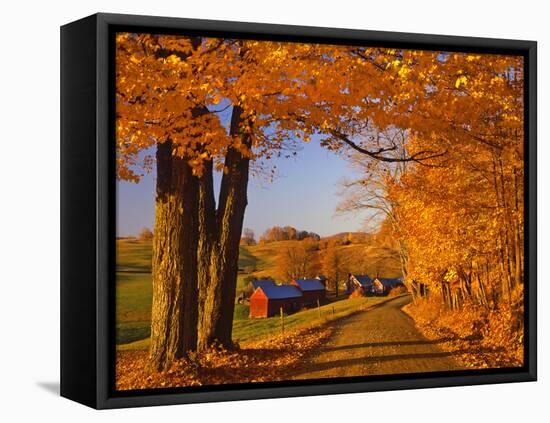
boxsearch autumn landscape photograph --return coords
[115,33,525,391]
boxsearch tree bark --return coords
[197,159,216,350]
[149,140,199,371]
[198,105,251,350]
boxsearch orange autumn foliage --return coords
[349,289,365,299]
[338,51,524,365]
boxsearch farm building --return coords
[249,279,276,291]
[347,274,374,294]
[238,279,277,302]
[315,275,328,287]
[291,279,326,305]
[373,277,405,294]
[249,285,303,318]
[372,279,385,295]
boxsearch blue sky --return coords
[116,137,370,239]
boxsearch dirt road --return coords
[292,295,464,380]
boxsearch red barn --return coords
[249,285,303,318]
[291,279,326,305]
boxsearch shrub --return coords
[387,285,408,297]
[349,289,364,299]
[138,227,153,241]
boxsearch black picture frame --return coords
[60,12,537,409]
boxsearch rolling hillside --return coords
[115,237,402,348]
[237,239,402,288]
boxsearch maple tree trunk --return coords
[149,140,199,371]
[210,147,250,347]
[197,160,216,350]
[198,106,251,350]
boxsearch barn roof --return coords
[250,279,276,290]
[258,285,303,300]
[352,274,373,286]
[376,277,404,288]
[293,279,326,292]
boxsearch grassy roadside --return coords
[118,295,394,352]
[233,295,401,344]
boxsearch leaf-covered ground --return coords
[116,325,332,390]
[403,297,524,369]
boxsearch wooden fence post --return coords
[280,307,284,334]
[317,299,321,319]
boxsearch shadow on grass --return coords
[116,324,151,345]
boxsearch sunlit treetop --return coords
[116,33,523,181]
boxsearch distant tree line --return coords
[260,225,320,244]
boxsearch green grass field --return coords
[231,296,388,344]
[116,238,401,349]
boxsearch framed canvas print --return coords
[60,13,537,409]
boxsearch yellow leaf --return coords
[455,75,467,88]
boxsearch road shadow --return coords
[292,349,476,377]
[321,337,455,352]
[36,381,60,396]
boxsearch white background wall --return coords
[0,0,546,421]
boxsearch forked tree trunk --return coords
[149,140,199,371]
[198,106,251,350]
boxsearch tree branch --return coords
[330,130,447,166]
